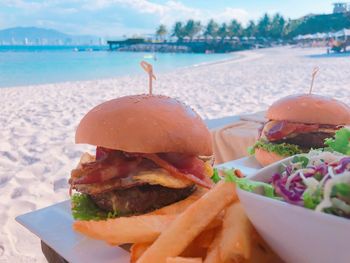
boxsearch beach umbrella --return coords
[310,33,318,39]
[314,32,327,39]
[327,32,336,38]
[303,34,313,40]
[334,29,350,38]
[343,29,350,36]
[248,37,256,40]
[241,36,248,41]
[335,30,343,37]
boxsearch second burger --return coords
[250,94,350,167]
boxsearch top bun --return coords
[75,94,213,156]
[266,94,350,125]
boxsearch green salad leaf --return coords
[324,128,350,155]
[303,188,322,210]
[292,155,309,168]
[249,139,303,157]
[211,168,221,183]
[71,193,119,221]
[224,169,277,198]
[332,183,350,203]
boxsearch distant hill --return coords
[0,27,101,45]
[288,12,350,37]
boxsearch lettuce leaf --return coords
[248,139,302,157]
[211,168,221,183]
[224,169,277,198]
[292,155,309,168]
[324,128,350,155]
[71,193,119,221]
[303,188,322,210]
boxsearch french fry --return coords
[180,242,207,259]
[167,257,203,263]
[73,214,176,245]
[137,181,237,263]
[248,230,283,263]
[203,229,222,263]
[180,223,222,259]
[130,243,152,263]
[219,202,253,262]
[193,227,220,249]
[148,187,208,215]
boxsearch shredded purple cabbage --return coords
[272,173,304,205]
[270,156,350,207]
[335,157,350,173]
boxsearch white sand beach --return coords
[1,46,350,262]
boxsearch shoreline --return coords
[0,49,256,91]
[1,46,350,262]
[0,51,233,90]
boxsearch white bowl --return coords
[237,156,350,263]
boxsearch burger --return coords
[69,94,214,220]
[250,94,350,167]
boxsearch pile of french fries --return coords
[74,181,282,263]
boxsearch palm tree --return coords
[217,23,228,40]
[283,18,300,38]
[156,24,167,41]
[270,13,286,39]
[172,22,185,42]
[228,19,243,39]
[244,20,257,37]
[257,13,271,38]
[184,20,202,40]
[204,19,219,39]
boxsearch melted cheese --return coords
[133,169,193,188]
[204,161,214,178]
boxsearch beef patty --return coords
[277,132,334,149]
[90,184,196,215]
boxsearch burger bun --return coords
[267,94,350,125]
[254,148,287,167]
[75,94,212,156]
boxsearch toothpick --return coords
[309,67,319,94]
[140,61,156,95]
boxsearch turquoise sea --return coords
[0,46,232,88]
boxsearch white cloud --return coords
[1,0,47,10]
[211,8,250,25]
[0,0,255,36]
[82,0,165,14]
[106,1,251,27]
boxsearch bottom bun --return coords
[255,148,287,167]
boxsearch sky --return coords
[0,0,338,37]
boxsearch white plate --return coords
[16,156,261,263]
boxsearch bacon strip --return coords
[70,153,142,185]
[265,121,319,141]
[70,148,213,190]
[142,154,213,189]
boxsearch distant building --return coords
[99,37,105,46]
[65,38,73,45]
[333,2,349,13]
